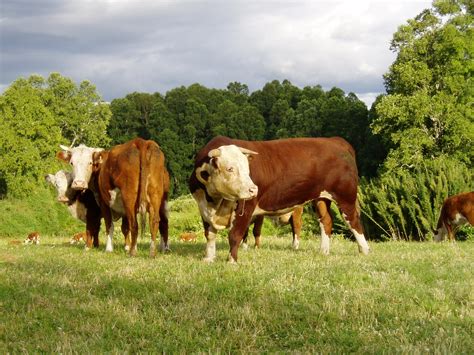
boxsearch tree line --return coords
[0,0,472,239]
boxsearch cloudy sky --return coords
[1,0,432,107]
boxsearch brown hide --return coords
[93,138,169,257]
[435,191,474,241]
[190,136,367,261]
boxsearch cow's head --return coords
[45,170,73,203]
[57,144,103,190]
[195,145,258,201]
[432,227,445,242]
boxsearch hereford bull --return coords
[189,136,370,262]
[58,138,170,257]
[433,191,474,241]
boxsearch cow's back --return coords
[191,136,359,212]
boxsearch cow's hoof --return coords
[241,243,249,250]
[228,254,237,264]
[292,241,300,250]
[320,247,330,255]
[359,246,370,255]
[124,245,130,252]
[203,257,215,263]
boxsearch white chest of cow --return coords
[68,200,88,223]
[109,188,125,215]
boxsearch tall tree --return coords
[372,0,473,171]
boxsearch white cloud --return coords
[1,0,432,102]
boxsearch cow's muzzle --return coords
[58,195,69,203]
[72,180,88,190]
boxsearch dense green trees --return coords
[0,73,111,197]
[108,81,373,196]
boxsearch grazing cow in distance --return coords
[24,231,40,245]
[58,138,170,257]
[70,232,87,244]
[189,136,370,263]
[433,191,474,242]
[180,232,197,242]
[241,206,304,250]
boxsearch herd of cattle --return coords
[42,136,473,261]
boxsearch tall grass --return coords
[360,158,474,241]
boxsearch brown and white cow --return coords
[433,191,474,242]
[241,206,304,250]
[46,170,103,249]
[58,138,170,257]
[189,136,370,262]
[24,231,40,245]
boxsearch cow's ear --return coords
[92,152,103,171]
[45,174,54,183]
[195,163,211,185]
[57,151,71,163]
[210,157,219,169]
[238,147,258,156]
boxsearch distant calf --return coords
[180,232,197,242]
[24,231,40,245]
[70,232,87,244]
[434,191,474,241]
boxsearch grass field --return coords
[0,194,473,352]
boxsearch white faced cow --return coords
[190,136,370,263]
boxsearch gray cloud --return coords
[1,0,432,107]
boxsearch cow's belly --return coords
[109,188,126,216]
[68,201,88,223]
[253,204,302,217]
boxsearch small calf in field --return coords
[70,232,87,244]
[24,231,40,245]
[180,232,197,242]
[434,191,474,242]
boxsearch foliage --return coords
[373,0,474,172]
[359,157,474,240]
[108,81,374,197]
[0,73,111,198]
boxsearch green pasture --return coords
[0,192,472,353]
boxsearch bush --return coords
[359,158,474,241]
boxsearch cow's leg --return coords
[121,218,131,251]
[339,202,370,255]
[229,201,256,263]
[252,215,264,248]
[99,206,116,253]
[147,206,158,258]
[290,207,303,250]
[127,213,139,257]
[158,196,170,252]
[446,222,455,242]
[241,227,250,250]
[316,200,333,255]
[203,221,218,263]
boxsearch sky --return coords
[1,0,432,107]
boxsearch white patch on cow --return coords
[292,233,300,250]
[203,226,218,262]
[192,189,236,230]
[60,144,103,190]
[351,228,370,255]
[203,145,258,201]
[453,213,468,226]
[319,190,334,200]
[109,188,125,215]
[68,201,88,223]
[320,221,330,255]
[105,223,115,252]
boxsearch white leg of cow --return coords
[320,221,330,255]
[105,223,115,253]
[351,228,370,255]
[292,233,300,250]
[204,226,217,263]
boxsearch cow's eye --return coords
[227,167,234,172]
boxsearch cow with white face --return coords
[195,145,258,201]
[45,170,73,203]
[191,144,258,262]
[57,144,103,190]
